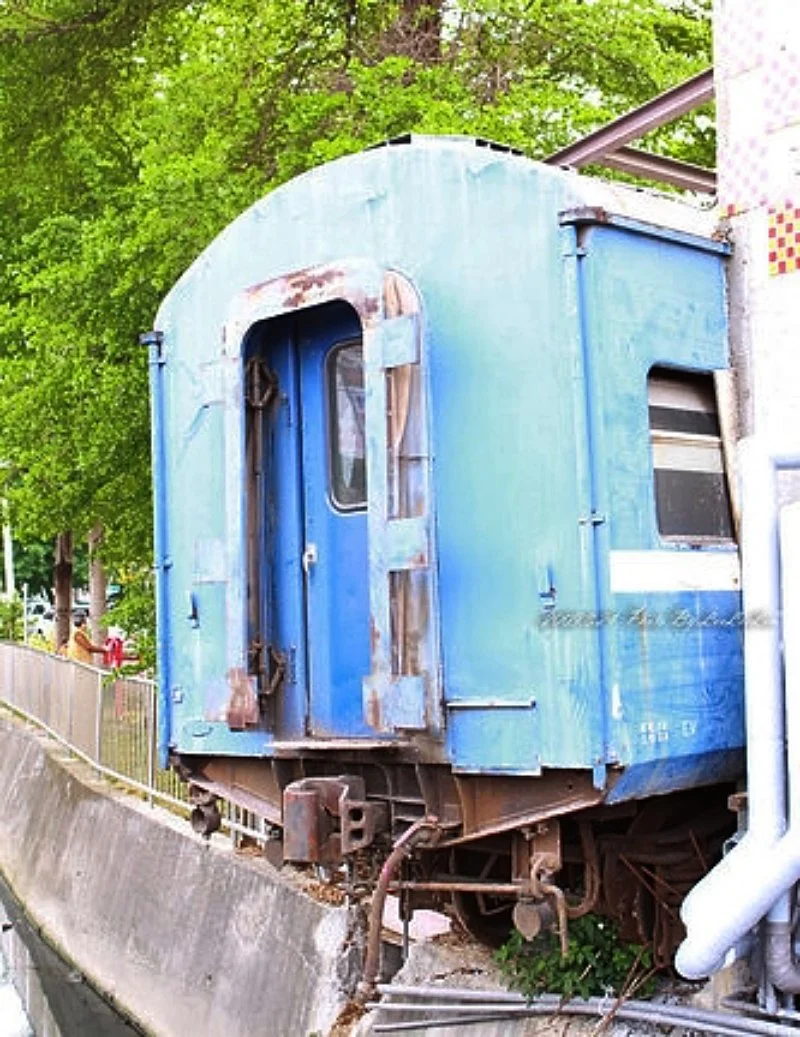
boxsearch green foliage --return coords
[11,540,54,599]
[11,538,88,599]
[495,915,656,1001]
[0,597,24,642]
[0,0,713,644]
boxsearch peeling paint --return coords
[225,668,259,730]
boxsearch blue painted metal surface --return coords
[250,313,307,738]
[143,331,172,767]
[286,302,371,737]
[152,136,743,803]
[362,288,437,733]
[567,215,743,796]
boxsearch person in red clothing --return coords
[103,632,125,668]
[105,628,139,718]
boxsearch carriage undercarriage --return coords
[180,753,735,971]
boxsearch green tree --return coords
[0,0,713,649]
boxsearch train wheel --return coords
[449,844,515,947]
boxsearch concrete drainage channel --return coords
[0,714,363,1037]
[0,712,787,1037]
[1,874,142,1037]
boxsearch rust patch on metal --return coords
[225,667,260,730]
[242,277,273,301]
[282,266,344,309]
[233,265,421,351]
[283,775,389,865]
[199,758,284,823]
[237,265,384,326]
[450,771,604,844]
[365,687,381,729]
[235,263,416,349]
[359,292,381,321]
[560,205,612,226]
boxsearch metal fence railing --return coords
[0,642,269,846]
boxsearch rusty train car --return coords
[146,136,742,961]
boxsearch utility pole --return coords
[54,532,72,650]
[2,507,13,600]
[88,525,107,645]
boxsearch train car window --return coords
[387,363,426,520]
[648,368,734,541]
[327,340,367,511]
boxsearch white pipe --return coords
[676,438,800,980]
[739,438,785,845]
[763,502,800,992]
[781,503,800,834]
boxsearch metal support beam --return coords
[602,146,716,194]
[546,68,714,171]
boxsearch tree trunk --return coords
[386,0,442,63]
[54,531,73,650]
[88,525,107,645]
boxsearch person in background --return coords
[67,613,105,665]
[103,626,139,669]
[103,628,125,669]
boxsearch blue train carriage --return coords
[147,136,742,956]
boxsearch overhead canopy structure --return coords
[545,68,716,194]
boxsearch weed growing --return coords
[495,914,657,1001]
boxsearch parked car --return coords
[72,584,122,619]
[26,600,54,640]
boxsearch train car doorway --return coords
[245,300,373,739]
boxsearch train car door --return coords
[252,301,374,739]
[297,303,373,737]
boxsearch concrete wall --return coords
[715,0,800,451]
[0,714,359,1037]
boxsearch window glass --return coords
[649,368,734,541]
[328,341,367,510]
[386,363,426,520]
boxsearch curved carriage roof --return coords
[156,134,720,331]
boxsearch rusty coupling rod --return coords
[356,816,442,1003]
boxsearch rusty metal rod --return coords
[389,881,519,895]
[539,879,569,956]
[356,816,441,1003]
[565,821,600,919]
